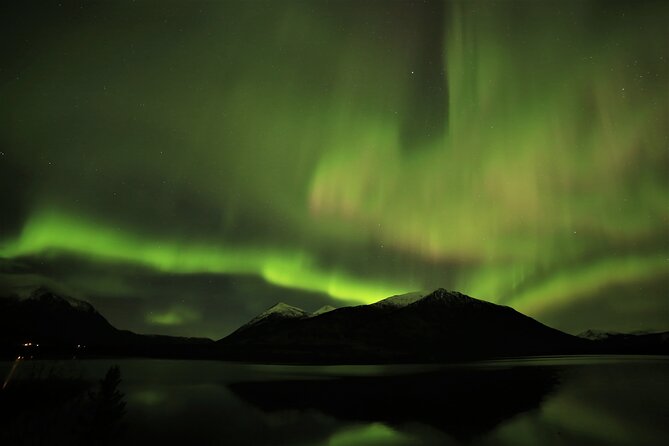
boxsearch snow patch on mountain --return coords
[373,292,426,308]
[311,305,336,317]
[578,329,656,340]
[25,287,96,313]
[578,329,618,340]
[242,302,309,328]
[422,288,478,304]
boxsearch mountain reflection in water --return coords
[2,357,668,446]
[229,366,558,443]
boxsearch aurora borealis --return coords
[1,0,667,338]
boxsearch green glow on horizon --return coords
[325,423,411,446]
[147,305,200,326]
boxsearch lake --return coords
[1,356,668,445]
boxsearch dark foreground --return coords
[1,356,668,446]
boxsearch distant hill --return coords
[0,288,213,359]
[578,329,669,354]
[0,287,120,347]
[217,288,591,363]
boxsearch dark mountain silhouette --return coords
[578,329,669,354]
[227,302,311,338]
[2,287,666,363]
[225,302,339,341]
[0,288,213,359]
[218,288,591,363]
[0,287,120,346]
[229,365,560,442]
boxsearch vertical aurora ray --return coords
[307,0,668,314]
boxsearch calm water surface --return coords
[2,356,668,445]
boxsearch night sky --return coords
[1,0,667,339]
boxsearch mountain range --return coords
[1,287,667,362]
[0,288,213,359]
[219,288,589,362]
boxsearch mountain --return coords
[0,288,214,359]
[372,291,425,308]
[225,302,343,345]
[4,287,665,363]
[0,287,119,347]
[578,329,669,354]
[217,288,590,363]
[224,302,310,343]
[578,329,619,341]
[311,305,336,316]
[237,302,309,330]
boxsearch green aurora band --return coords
[1,209,410,302]
[0,0,667,333]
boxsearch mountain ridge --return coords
[2,287,667,362]
[217,288,590,363]
[0,288,214,359]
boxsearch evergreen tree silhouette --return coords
[82,365,126,445]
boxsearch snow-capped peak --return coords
[373,292,426,308]
[418,288,491,308]
[260,302,309,318]
[578,329,620,340]
[26,287,96,313]
[372,288,485,309]
[311,305,336,317]
[242,302,309,327]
